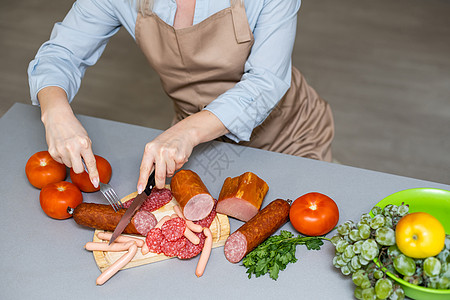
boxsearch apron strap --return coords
[141,0,155,16]
[230,0,252,43]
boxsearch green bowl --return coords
[373,188,450,300]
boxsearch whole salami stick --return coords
[224,199,291,263]
[72,203,157,236]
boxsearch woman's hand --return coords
[38,87,100,188]
[137,110,229,191]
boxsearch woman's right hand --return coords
[38,87,100,188]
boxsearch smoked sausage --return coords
[170,170,214,221]
[224,199,290,263]
[73,203,157,236]
[216,172,269,222]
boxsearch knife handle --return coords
[143,170,156,196]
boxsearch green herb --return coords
[242,230,330,280]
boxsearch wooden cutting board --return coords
[91,187,230,272]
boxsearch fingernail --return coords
[92,177,99,188]
[137,184,144,194]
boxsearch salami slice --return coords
[161,217,186,241]
[161,238,186,257]
[141,188,173,212]
[123,188,172,212]
[132,211,157,236]
[177,232,205,259]
[146,228,164,254]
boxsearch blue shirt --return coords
[28,0,301,142]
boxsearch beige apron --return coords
[135,1,334,161]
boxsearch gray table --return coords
[1,103,449,299]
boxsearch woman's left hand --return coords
[137,110,229,191]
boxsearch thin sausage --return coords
[184,227,200,245]
[224,199,290,263]
[195,227,213,277]
[141,241,150,255]
[96,243,138,285]
[155,216,171,229]
[170,170,214,221]
[96,232,145,248]
[173,204,184,219]
[186,220,203,233]
[85,241,135,252]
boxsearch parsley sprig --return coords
[242,230,330,280]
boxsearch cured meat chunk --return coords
[170,170,214,221]
[217,172,269,222]
[224,199,290,263]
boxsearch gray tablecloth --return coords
[1,103,448,299]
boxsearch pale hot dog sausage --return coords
[195,227,213,277]
[85,241,135,252]
[184,227,200,245]
[96,243,138,285]
[96,232,145,247]
[155,216,171,229]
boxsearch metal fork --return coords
[81,159,123,211]
[99,182,123,211]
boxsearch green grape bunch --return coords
[331,203,450,300]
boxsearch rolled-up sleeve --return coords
[204,0,301,142]
[27,0,121,104]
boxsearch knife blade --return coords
[108,170,156,245]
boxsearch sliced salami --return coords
[161,217,186,241]
[177,232,205,259]
[141,188,173,212]
[123,188,172,212]
[132,211,157,236]
[146,228,164,254]
[161,237,186,257]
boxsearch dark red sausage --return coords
[224,199,290,263]
[170,170,214,221]
[73,203,157,236]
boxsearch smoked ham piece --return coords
[216,172,269,222]
[170,170,215,221]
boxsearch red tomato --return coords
[40,181,83,219]
[289,192,339,236]
[70,155,112,192]
[25,151,67,189]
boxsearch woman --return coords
[28,0,334,191]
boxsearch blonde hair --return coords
[133,0,243,15]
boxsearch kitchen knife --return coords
[108,170,156,245]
